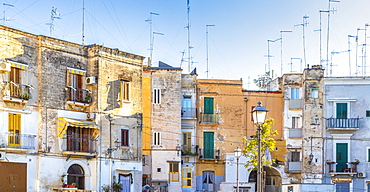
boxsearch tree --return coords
[243,118,278,171]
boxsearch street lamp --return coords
[251,101,268,192]
[234,147,242,192]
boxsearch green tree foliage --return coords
[243,118,278,171]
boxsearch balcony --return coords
[61,135,97,155]
[289,129,302,138]
[181,107,196,118]
[326,118,359,131]
[200,113,218,123]
[289,99,302,109]
[0,133,36,150]
[66,87,92,106]
[2,81,32,103]
[198,148,221,160]
[288,162,301,172]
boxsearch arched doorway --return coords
[248,167,282,192]
[67,164,85,189]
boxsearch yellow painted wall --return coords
[142,69,151,156]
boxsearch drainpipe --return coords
[244,97,248,138]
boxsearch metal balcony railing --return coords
[198,148,220,159]
[181,107,196,118]
[61,134,96,153]
[288,162,301,171]
[200,113,218,123]
[289,129,302,138]
[326,118,359,129]
[0,133,36,150]
[66,87,92,104]
[3,81,32,100]
[289,99,302,109]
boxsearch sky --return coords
[2,0,370,89]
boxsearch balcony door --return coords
[336,103,348,119]
[203,132,214,159]
[336,143,348,172]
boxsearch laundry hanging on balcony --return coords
[58,117,99,139]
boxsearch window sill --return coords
[62,151,97,158]
[3,96,29,103]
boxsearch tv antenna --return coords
[45,7,61,36]
[145,12,159,63]
[206,24,215,78]
[1,3,14,25]
[186,0,192,73]
[325,0,340,76]
[82,0,85,45]
[294,15,309,69]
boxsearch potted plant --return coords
[349,159,360,165]
[22,93,30,100]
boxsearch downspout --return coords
[244,97,248,138]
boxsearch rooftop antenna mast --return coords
[145,12,159,62]
[294,15,309,70]
[186,0,192,73]
[45,7,61,37]
[82,0,85,45]
[364,24,370,76]
[318,10,329,67]
[2,3,13,25]
[325,0,340,76]
[206,24,215,78]
[180,50,186,68]
[348,35,356,76]
[279,30,292,76]
[266,39,277,76]
[356,28,366,76]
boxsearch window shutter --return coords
[203,132,214,158]
[204,98,214,114]
[336,103,348,119]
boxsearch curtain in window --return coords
[119,174,131,192]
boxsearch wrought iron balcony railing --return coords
[181,107,196,118]
[61,134,96,153]
[3,81,32,100]
[198,148,221,159]
[0,133,36,150]
[66,86,92,104]
[326,118,359,129]
[200,113,218,123]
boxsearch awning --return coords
[58,117,99,139]
[67,67,86,75]
[8,61,28,70]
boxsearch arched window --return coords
[67,164,85,189]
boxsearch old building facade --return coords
[0,25,144,192]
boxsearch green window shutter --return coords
[336,143,348,172]
[336,103,347,119]
[203,132,214,158]
[368,149,370,162]
[204,98,214,114]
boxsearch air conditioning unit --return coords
[0,151,6,160]
[86,113,96,120]
[0,62,10,72]
[86,76,97,85]
[358,172,366,177]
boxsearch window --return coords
[367,148,370,162]
[182,96,194,117]
[120,80,130,102]
[311,88,319,98]
[153,132,161,146]
[336,103,348,119]
[8,113,21,147]
[66,126,93,153]
[290,151,300,162]
[157,168,161,172]
[203,132,214,159]
[336,143,348,172]
[121,129,129,147]
[67,68,87,103]
[202,171,214,191]
[67,164,85,189]
[291,88,300,99]
[153,88,161,104]
[292,117,301,129]
[204,98,214,114]
[182,167,192,188]
[367,111,370,117]
[169,162,179,182]
[183,132,192,152]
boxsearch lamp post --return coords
[251,101,268,192]
[234,147,242,192]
